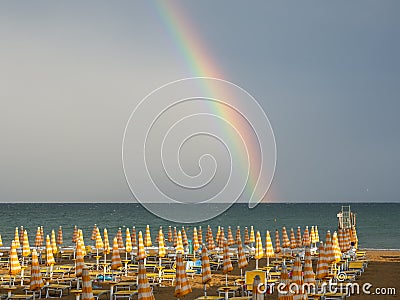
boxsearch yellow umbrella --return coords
[111,237,122,270]
[201,246,212,297]
[30,249,44,292]
[137,260,155,300]
[125,228,132,260]
[332,231,342,263]
[158,229,166,258]
[215,226,221,246]
[174,252,192,298]
[57,226,63,246]
[22,230,31,257]
[45,235,55,278]
[275,229,281,254]
[218,227,225,249]
[254,231,264,269]
[265,230,274,266]
[9,240,21,281]
[95,228,104,268]
[51,229,58,255]
[75,239,85,285]
[117,228,124,249]
[249,226,256,245]
[310,226,316,247]
[296,226,302,248]
[78,229,86,256]
[103,228,110,263]
[40,226,44,247]
[0,234,2,247]
[315,226,320,243]
[81,266,94,300]
[137,231,147,261]
[192,227,199,256]
[144,225,152,247]
[14,227,20,248]
[175,231,184,254]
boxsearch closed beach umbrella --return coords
[324,231,335,264]
[137,231,147,261]
[75,239,85,277]
[103,228,110,263]
[254,231,264,269]
[315,226,320,243]
[72,225,78,243]
[9,240,21,276]
[168,226,173,243]
[46,235,55,266]
[95,228,104,250]
[290,228,296,250]
[91,224,98,241]
[138,260,155,300]
[344,228,351,251]
[57,226,63,246]
[218,227,225,249]
[302,226,311,247]
[292,256,307,300]
[265,230,274,266]
[244,227,250,245]
[14,227,20,248]
[125,228,132,260]
[145,225,152,247]
[249,226,256,244]
[131,227,137,249]
[198,226,203,245]
[227,226,235,246]
[222,239,233,285]
[237,238,248,276]
[201,246,212,296]
[117,228,124,249]
[35,227,41,248]
[78,229,86,256]
[296,227,302,248]
[338,229,344,252]
[175,231,184,254]
[30,249,44,292]
[22,230,31,257]
[206,226,215,251]
[278,265,293,300]
[0,235,2,247]
[351,226,358,249]
[19,226,24,244]
[303,248,316,285]
[156,227,161,244]
[174,252,192,298]
[235,226,241,244]
[310,226,316,246]
[215,226,221,246]
[173,227,178,247]
[111,237,122,270]
[40,226,44,246]
[282,227,290,249]
[275,229,281,254]
[332,232,341,263]
[316,242,328,279]
[181,227,188,247]
[192,228,199,255]
[158,229,166,258]
[51,230,58,254]
[81,266,94,300]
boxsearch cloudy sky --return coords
[1,1,399,203]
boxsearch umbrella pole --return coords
[204,284,207,297]
[256,259,259,269]
[225,273,228,286]
[267,256,270,267]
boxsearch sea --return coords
[0,203,399,250]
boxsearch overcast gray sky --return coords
[1,1,399,203]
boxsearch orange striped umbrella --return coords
[155,226,161,244]
[181,227,188,247]
[325,231,335,264]
[249,226,255,244]
[338,229,344,252]
[173,227,178,247]
[206,226,215,251]
[174,252,192,298]
[131,227,137,248]
[215,226,221,246]
[332,231,341,263]
[315,226,320,243]
[175,231,184,254]
[303,248,316,285]
[296,227,302,248]
[292,256,307,299]
[138,260,155,300]
[302,226,311,247]
[168,226,173,243]
[75,239,85,277]
[96,228,104,254]
[344,228,351,251]
[310,226,316,246]
[201,246,212,296]
[9,240,21,276]
[19,226,24,244]
[51,229,58,254]
[222,238,233,286]
[275,229,281,254]
[57,226,63,246]
[265,230,274,266]
[78,229,86,256]
[235,226,241,244]
[30,249,44,291]
[316,242,328,279]
[192,228,199,254]
[137,231,147,261]
[81,266,94,300]
[35,227,41,247]
[40,226,44,246]
[14,227,20,248]
[117,228,124,249]
[351,226,358,249]
[198,226,203,245]
[125,228,132,256]
[244,227,250,245]
[72,225,78,243]
[45,235,55,266]
[218,227,225,249]
[278,265,293,300]
[290,228,296,250]
[91,224,98,241]
[158,229,166,258]
[103,228,110,262]
[227,226,235,246]
[144,225,152,247]
[282,227,290,249]
[254,231,264,269]
[111,237,122,270]
[22,230,31,257]
[237,238,248,273]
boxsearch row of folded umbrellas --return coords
[0,224,358,255]
[6,226,357,300]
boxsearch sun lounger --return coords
[92,289,110,300]
[7,295,34,300]
[45,284,71,298]
[113,289,138,300]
